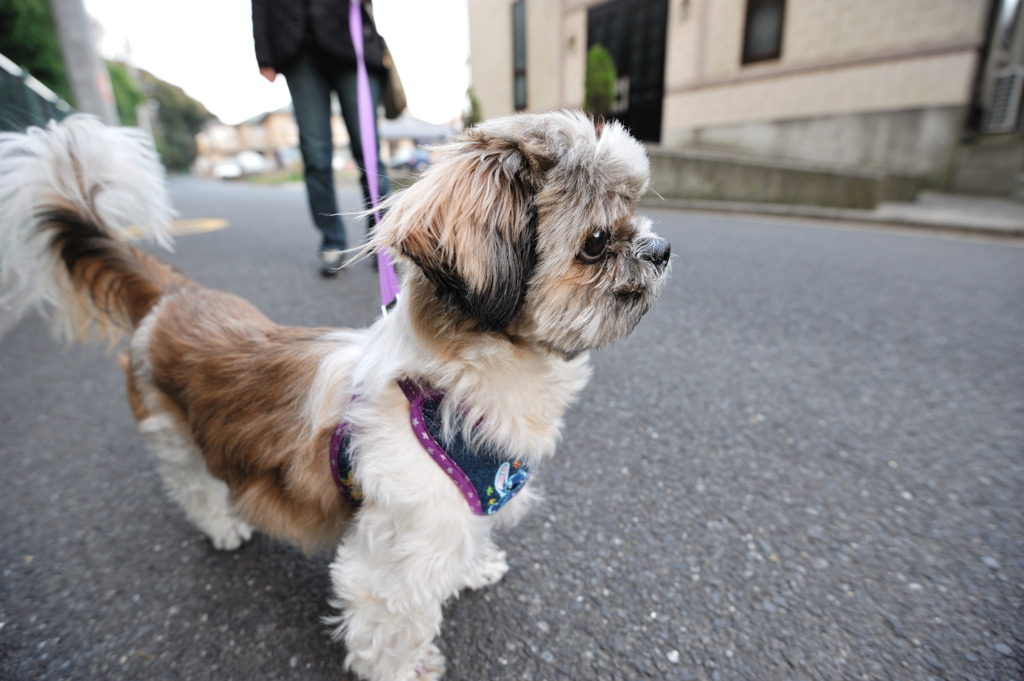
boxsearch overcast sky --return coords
[82,0,471,125]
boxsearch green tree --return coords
[463,86,482,128]
[107,61,144,126]
[0,0,72,102]
[584,44,616,119]
[141,72,213,171]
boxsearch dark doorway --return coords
[587,0,668,143]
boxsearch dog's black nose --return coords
[641,237,671,268]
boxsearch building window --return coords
[742,0,785,64]
[513,0,527,110]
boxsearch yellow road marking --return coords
[124,218,229,240]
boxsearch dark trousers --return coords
[283,51,390,251]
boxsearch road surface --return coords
[2,177,1021,680]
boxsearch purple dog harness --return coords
[330,379,531,516]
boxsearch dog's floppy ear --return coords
[376,130,551,331]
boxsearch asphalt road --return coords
[2,176,1022,681]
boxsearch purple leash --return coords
[349,0,400,313]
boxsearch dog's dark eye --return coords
[579,229,610,263]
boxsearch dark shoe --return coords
[319,249,346,277]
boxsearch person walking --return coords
[252,0,391,276]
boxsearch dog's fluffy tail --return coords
[0,115,176,342]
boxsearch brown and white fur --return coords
[0,112,670,680]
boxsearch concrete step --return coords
[646,145,924,210]
[951,134,1024,196]
[640,190,1024,238]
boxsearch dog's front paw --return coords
[411,643,446,680]
[465,549,509,590]
[207,517,253,551]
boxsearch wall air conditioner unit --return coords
[984,67,1024,134]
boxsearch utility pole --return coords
[48,0,119,124]
[121,40,154,137]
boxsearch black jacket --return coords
[252,0,385,73]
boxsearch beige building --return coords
[469,0,1022,190]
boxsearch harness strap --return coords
[330,379,531,515]
[398,378,485,514]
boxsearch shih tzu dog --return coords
[0,111,670,680]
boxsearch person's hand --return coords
[260,67,277,83]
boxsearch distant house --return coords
[194,107,453,178]
[194,106,337,176]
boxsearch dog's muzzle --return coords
[639,236,671,269]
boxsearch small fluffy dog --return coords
[0,111,670,680]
